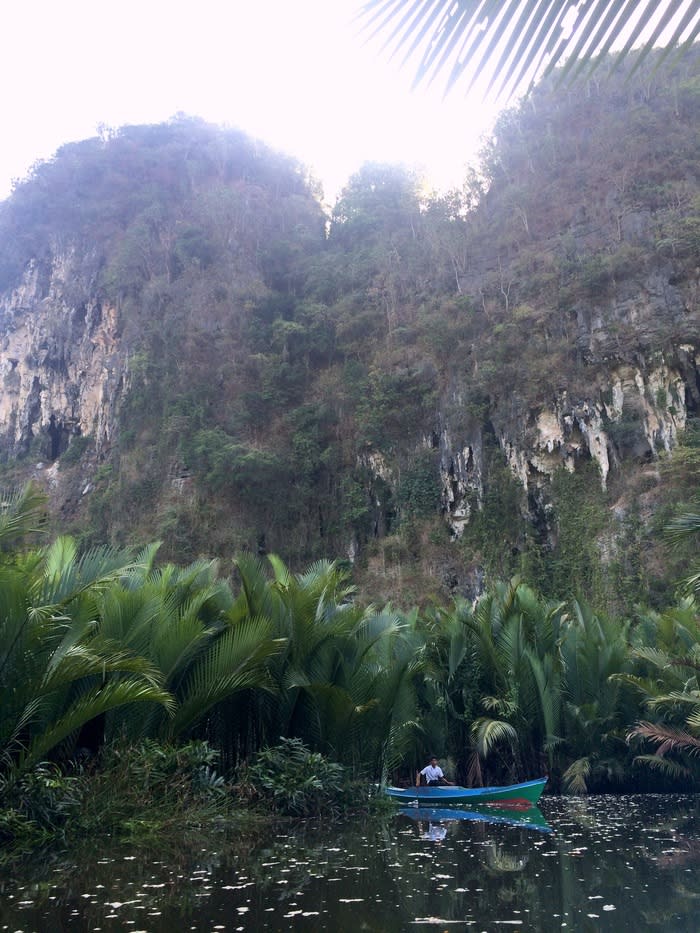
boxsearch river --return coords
[1,794,698,931]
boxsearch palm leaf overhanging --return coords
[359,1,700,100]
[665,509,700,596]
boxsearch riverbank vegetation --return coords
[2,483,700,858]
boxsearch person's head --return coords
[429,756,438,765]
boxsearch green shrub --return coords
[102,739,226,799]
[399,450,440,518]
[60,434,91,466]
[245,737,345,817]
[607,412,643,452]
[0,763,84,847]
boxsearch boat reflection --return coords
[417,821,449,843]
[399,804,552,833]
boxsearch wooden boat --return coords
[384,776,547,808]
[399,804,551,832]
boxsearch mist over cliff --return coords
[0,49,698,610]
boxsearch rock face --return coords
[0,251,127,460]
[1,207,698,576]
[0,71,697,605]
[437,272,700,536]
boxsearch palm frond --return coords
[610,671,666,700]
[628,720,700,757]
[167,617,286,738]
[17,678,175,773]
[526,648,562,752]
[470,715,518,758]
[665,510,700,545]
[632,753,692,777]
[233,553,284,624]
[562,756,591,794]
[35,537,140,606]
[680,570,700,599]
[127,541,163,583]
[645,689,700,711]
[39,644,165,694]
[481,694,515,715]
[0,483,48,550]
[631,646,674,670]
[359,0,700,100]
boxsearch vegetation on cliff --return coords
[0,50,696,615]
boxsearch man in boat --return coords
[416,756,455,787]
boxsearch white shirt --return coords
[420,764,444,782]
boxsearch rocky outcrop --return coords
[437,263,700,536]
[436,348,698,535]
[437,418,484,539]
[0,250,127,460]
[495,356,692,490]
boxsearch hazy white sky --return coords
[0,0,505,203]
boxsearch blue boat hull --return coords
[384,776,547,807]
[399,805,551,832]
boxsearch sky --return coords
[0,0,503,205]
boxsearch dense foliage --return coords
[2,484,700,855]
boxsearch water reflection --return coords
[399,803,552,832]
[2,795,700,930]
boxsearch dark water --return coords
[2,795,699,931]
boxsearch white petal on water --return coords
[411,918,475,925]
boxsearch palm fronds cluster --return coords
[0,486,417,786]
[2,484,700,797]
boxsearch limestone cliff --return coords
[0,251,126,461]
[0,70,697,609]
[435,272,699,537]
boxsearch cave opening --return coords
[48,415,61,460]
